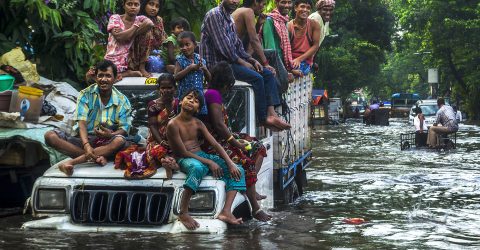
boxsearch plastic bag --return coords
[0,47,40,83]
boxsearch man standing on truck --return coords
[44,60,132,175]
[426,98,459,148]
[287,0,321,75]
[260,0,303,78]
[200,0,290,131]
[308,0,335,47]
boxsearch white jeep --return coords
[23,75,312,233]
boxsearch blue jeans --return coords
[230,63,281,123]
[178,151,246,193]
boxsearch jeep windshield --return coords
[119,87,248,134]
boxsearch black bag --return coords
[263,49,289,92]
[41,100,57,116]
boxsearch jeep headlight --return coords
[37,189,66,211]
[188,190,216,213]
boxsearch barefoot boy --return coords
[166,89,246,230]
[44,60,131,175]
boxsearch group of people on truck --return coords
[43,0,336,230]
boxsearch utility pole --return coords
[428,68,438,98]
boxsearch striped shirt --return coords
[200,5,251,69]
[435,105,458,132]
[74,84,132,134]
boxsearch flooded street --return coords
[1,118,479,249]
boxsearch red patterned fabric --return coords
[105,14,147,72]
[202,105,267,187]
[114,145,157,179]
[266,8,293,70]
[145,99,177,167]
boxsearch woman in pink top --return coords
[105,0,154,78]
[287,0,320,75]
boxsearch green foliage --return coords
[0,0,116,83]
[160,0,218,35]
[385,0,480,119]
[314,0,395,101]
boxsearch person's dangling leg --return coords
[128,31,153,77]
[262,68,291,130]
[231,63,268,125]
[177,157,210,230]
[201,152,245,225]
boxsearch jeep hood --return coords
[44,159,188,179]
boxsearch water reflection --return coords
[0,118,479,249]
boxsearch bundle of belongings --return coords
[114,144,161,179]
[0,48,80,166]
[0,47,40,85]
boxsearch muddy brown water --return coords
[0,118,479,249]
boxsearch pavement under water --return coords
[0,118,479,249]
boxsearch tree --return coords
[386,0,480,119]
[0,0,235,84]
[314,0,395,102]
[0,0,116,83]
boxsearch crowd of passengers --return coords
[43,0,335,230]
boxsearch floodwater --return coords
[1,118,479,249]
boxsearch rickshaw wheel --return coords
[445,139,454,150]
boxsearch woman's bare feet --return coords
[178,212,200,230]
[95,156,108,166]
[217,211,243,225]
[140,69,152,78]
[253,209,272,222]
[121,70,143,78]
[59,161,74,176]
[161,157,179,179]
[139,63,152,78]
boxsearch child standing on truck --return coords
[161,17,190,73]
[174,31,211,116]
[166,89,246,230]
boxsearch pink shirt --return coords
[104,14,147,72]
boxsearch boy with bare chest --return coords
[166,89,246,230]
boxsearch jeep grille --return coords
[71,187,173,226]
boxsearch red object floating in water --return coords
[343,218,366,224]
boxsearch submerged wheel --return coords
[401,141,410,150]
[445,139,454,150]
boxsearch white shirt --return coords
[455,110,462,122]
[414,115,428,132]
[308,12,329,46]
